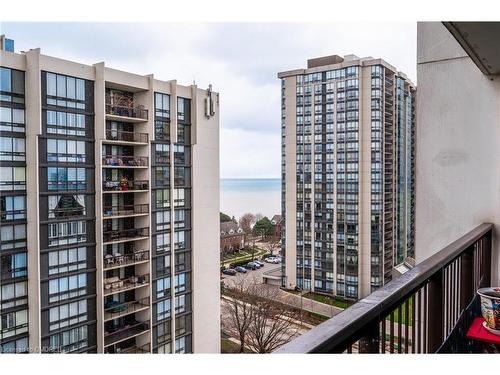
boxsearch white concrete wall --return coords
[416,22,500,284]
[191,87,220,353]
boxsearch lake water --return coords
[220,178,281,220]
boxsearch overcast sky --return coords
[2,22,416,178]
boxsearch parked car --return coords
[245,262,260,270]
[265,257,279,264]
[222,268,237,276]
[254,260,265,267]
[234,266,247,273]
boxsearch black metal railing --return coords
[106,104,148,120]
[106,129,148,143]
[102,227,149,243]
[104,297,150,321]
[102,155,148,167]
[103,204,149,218]
[104,321,150,346]
[276,223,493,354]
[103,249,149,269]
[102,179,149,192]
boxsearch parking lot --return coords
[221,260,280,288]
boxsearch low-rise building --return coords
[220,222,245,255]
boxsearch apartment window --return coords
[175,272,188,293]
[175,336,186,354]
[1,67,24,97]
[48,194,85,219]
[0,309,28,340]
[1,252,27,279]
[46,110,86,136]
[0,223,26,251]
[175,252,188,273]
[48,273,87,303]
[47,139,86,163]
[155,143,169,164]
[155,167,170,187]
[156,232,171,253]
[0,281,28,310]
[48,247,87,275]
[174,231,185,250]
[46,72,85,109]
[155,254,171,277]
[173,188,185,207]
[155,120,170,141]
[0,136,25,161]
[156,210,170,231]
[0,195,26,220]
[0,336,29,353]
[177,97,190,122]
[156,299,171,321]
[155,93,170,118]
[155,189,170,208]
[0,166,25,191]
[49,325,87,353]
[155,320,172,346]
[49,299,87,331]
[0,107,25,133]
[156,276,171,299]
[47,167,86,191]
[48,220,86,247]
[174,209,185,229]
[175,294,186,314]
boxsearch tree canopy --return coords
[253,216,273,238]
[220,212,234,223]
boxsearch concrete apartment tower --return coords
[0,36,220,353]
[278,54,416,300]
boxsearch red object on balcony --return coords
[466,317,500,345]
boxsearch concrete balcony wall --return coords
[416,22,500,284]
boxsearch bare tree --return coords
[222,277,256,353]
[254,213,263,223]
[264,237,280,257]
[238,213,255,234]
[223,278,299,353]
[246,285,299,353]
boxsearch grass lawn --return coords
[303,292,350,309]
[222,249,268,267]
[385,296,413,326]
[221,338,252,354]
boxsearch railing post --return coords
[481,231,492,287]
[459,247,473,312]
[427,269,443,353]
[359,320,380,353]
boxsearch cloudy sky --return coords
[2,22,416,178]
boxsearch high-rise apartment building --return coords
[278,54,415,300]
[0,36,220,353]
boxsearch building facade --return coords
[0,36,220,354]
[220,221,245,255]
[278,54,415,300]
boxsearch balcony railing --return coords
[106,104,148,120]
[102,179,149,192]
[102,227,149,243]
[104,320,150,347]
[276,223,494,354]
[106,129,148,144]
[103,274,150,296]
[103,249,149,269]
[103,204,149,218]
[102,156,148,168]
[104,297,150,321]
